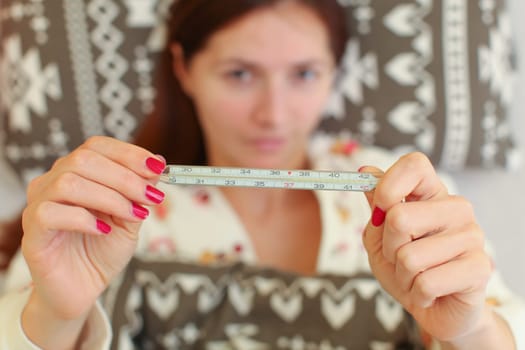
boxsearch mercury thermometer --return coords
[160,165,379,192]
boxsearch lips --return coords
[250,138,286,152]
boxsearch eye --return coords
[226,68,253,83]
[294,68,319,82]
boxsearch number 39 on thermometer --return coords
[160,165,379,192]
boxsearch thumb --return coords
[359,166,401,300]
[359,165,386,262]
[358,165,383,214]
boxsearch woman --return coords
[1,0,523,349]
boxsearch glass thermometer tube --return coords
[160,165,379,192]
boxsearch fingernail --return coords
[358,166,367,173]
[146,185,165,204]
[156,154,166,164]
[146,157,165,175]
[96,219,112,234]
[132,203,149,220]
[371,207,386,227]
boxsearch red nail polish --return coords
[132,203,149,220]
[358,166,367,173]
[146,157,165,175]
[146,185,165,204]
[371,207,386,227]
[96,219,112,234]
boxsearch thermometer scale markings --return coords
[160,165,378,192]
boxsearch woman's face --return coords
[174,2,336,169]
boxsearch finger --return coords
[395,223,485,293]
[362,219,405,302]
[382,196,477,263]
[409,252,492,309]
[29,149,165,208]
[359,166,383,210]
[359,166,387,272]
[54,136,166,180]
[375,152,448,212]
[359,165,389,232]
[36,172,151,223]
[22,202,112,248]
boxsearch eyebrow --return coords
[214,58,333,69]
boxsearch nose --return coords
[253,80,287,127]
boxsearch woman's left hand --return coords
[361,152,493,344]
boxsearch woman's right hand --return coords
[21,136,166,323]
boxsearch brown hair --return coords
[134,0,349,165]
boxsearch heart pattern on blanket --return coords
[146,286,180,320]
[321,293,356,330]
[270,292,303,323]
[228,282,255,316]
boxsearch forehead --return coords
[197,2,333,65]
